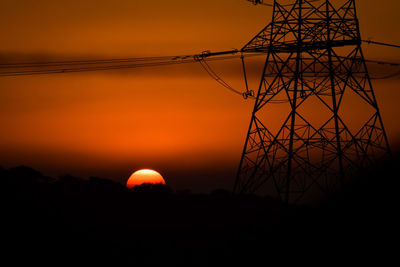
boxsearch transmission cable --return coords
[0,55,180,68]
[0,53,254,77]
[1,47,399,98]
[196,56,244,97]
[363,40,400,49]
[247,0,322,7]
[364,59,400,79]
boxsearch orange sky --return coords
[0,0,399,191]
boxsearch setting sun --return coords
[126,169,166,189]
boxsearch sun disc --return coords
[126,169,166,189]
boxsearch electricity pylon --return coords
[235,0,391,203]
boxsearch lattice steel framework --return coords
[235,0,391,203]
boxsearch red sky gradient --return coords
[0,0,399,192]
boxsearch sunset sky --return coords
[1,0,399,192]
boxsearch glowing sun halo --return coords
[126,169,166,189]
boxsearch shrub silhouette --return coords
[1,155,398,265]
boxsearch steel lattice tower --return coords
[234,0,391,203]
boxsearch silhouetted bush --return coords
[129,182,173,195]
[1,155,398,265]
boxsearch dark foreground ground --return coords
[1,157,398,266]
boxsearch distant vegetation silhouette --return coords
[1,154,398,265]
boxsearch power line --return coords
[369,70,400,80]
[0,53,243,77]
[1,47,399,98]
[0,51,269,76]
[247,0,322,7]
[364,59,400,79]
[197,57,243,96]
[365,59,400,66]
[0,55,181,68]
[2,51,398,75]
[363,40,400,49]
